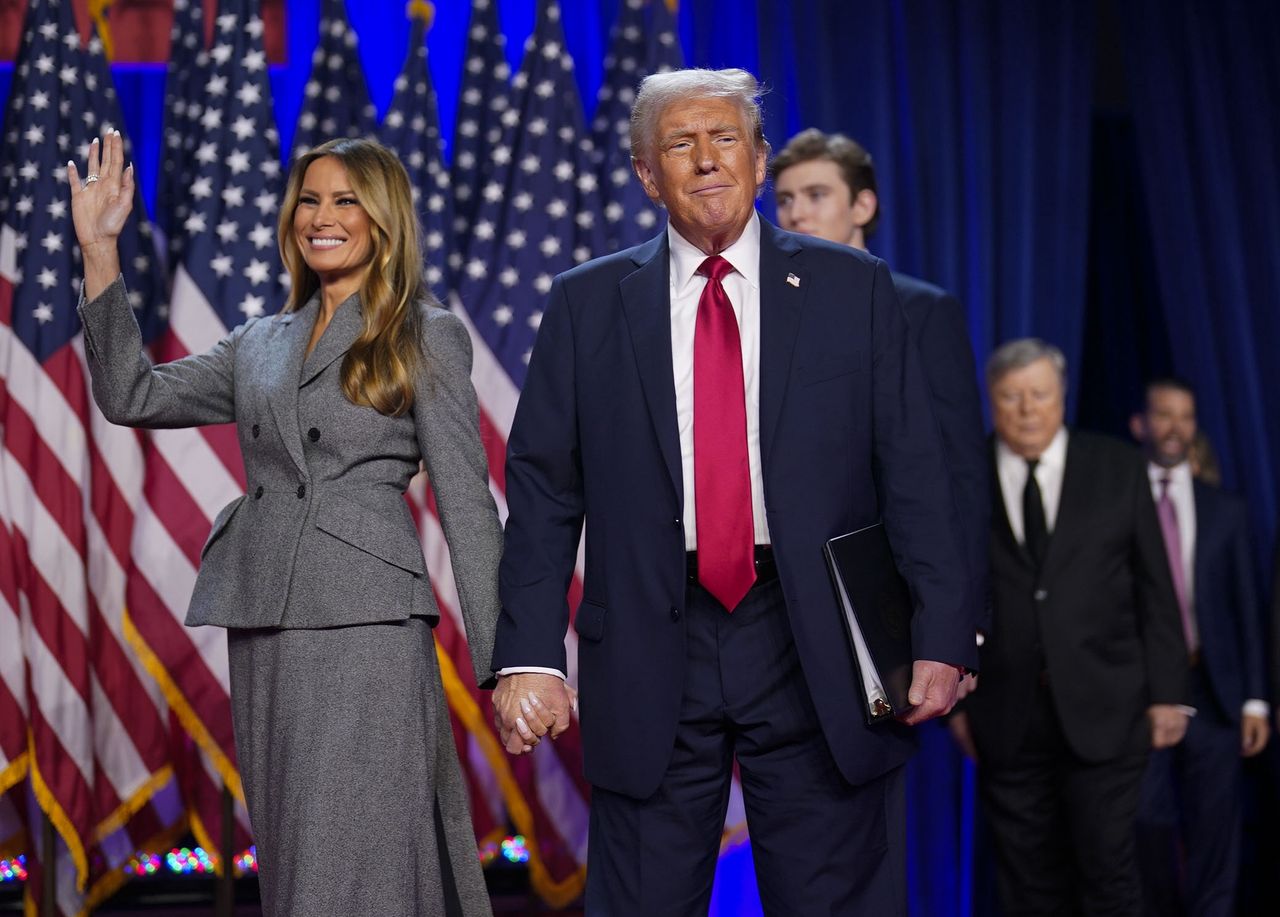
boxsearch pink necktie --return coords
[693,255,755,612]
[1156,475,1198,653]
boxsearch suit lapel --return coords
[989,441,1032,569]
[757,219,805,470]
[265,302,312,479]
[620,234,683,504]
[1040,433,1083,579]
[300,293,364,387]
[1192,479,1210,599]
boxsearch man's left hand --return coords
[897,660,962,726]
[1148,704,1189,749]
[1241,713,1270,757]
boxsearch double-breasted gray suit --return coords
[79,276,501,917]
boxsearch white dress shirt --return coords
[1147,460,1269,719]
[668,212,771,551]
[500,214,772,681]
[996,427,1068,544]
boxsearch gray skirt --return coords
[228,616,492,917]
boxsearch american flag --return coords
[130,0,283,869]
[380,1,454,292]
[592,0,684,251]
[0,0,187,912]
[157,0,210,274]
[290,0,377,160]
[375,5,518,857]
[448,0,512,266]
[443,0,612,903]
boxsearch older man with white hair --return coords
[490,68,974,915]
[954,338,1190,916]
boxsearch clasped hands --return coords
[492,673,576,755]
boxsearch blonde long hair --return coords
[279,138,427,416]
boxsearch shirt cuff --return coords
[496,666,567,680]
[1175,704,1197,718]
[1243,699,1270,719]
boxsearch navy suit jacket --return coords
[1191,480,1266,722]
[493,218,974,798]
[892,273,990,633]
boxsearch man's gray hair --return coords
[629,68,769,162]
[985,338,1069,390]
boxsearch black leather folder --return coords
[822,522,914,724]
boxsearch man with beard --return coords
[1130,377,1270,917]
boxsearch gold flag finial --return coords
[88,0,115,60]
[407,0,436,29]
[664,0,679,13]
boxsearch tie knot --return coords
[1159,473,1172,494]
[697,255,734,284]
[1025,457,1040,475]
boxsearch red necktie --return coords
[694,255,756,612]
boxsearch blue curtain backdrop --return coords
[1118,0,1280,565]
[3,1,1277,914]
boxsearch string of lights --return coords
[0,837,536,884]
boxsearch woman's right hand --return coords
[68,130,132,299]
[68,129,133,257]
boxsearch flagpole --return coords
[41,815,55,914]
[215,784,235,917]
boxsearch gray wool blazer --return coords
[78,277,502,686]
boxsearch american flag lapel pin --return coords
[786,272,801,288]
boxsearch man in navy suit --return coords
[1130,377,1270,916]
[490,68,975,915]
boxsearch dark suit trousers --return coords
[979,681,1147,916]
[1136,666,1242,917]
[584,573,906,917]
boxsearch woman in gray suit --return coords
[68,132,502,916]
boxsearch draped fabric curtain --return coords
[752,0,1095,420]
[1119,0,1280,562]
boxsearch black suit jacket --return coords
[1191,481,1266,722]
[968,431,1188,765]
[494,220,974,798]
[892,273,990,634]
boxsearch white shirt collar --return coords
[996,425,1068,471]
[1148,459,1193,488]
[667,211,761,295]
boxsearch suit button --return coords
[254,486,264,500]
[251,424,260,439]
[296,484,306,499]
[1034,589,1048,602]
[308,427,320,442]
[673,517,681,528]
[670,606,681,622]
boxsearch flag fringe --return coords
[27,742,89,892]
[0,751,28,797]
[434,644,586,909]
[90,765,173,843]
[121,610,243,802]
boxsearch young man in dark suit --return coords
[952,339,1190,915]
[769,129,989,637]
[1129,377,1269,916]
